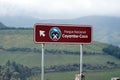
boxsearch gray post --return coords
[80,44,83,80]
[41,44,44,80]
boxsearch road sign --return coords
[34,24,92,44]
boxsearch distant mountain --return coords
[0,16,120,46]
[0,22,8,29]
[0,16,39,28]
[0,15,120,29]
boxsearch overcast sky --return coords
[0,0,120,19]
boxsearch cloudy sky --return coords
[0,0,120,19]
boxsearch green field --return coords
[0,29,120,80]
[0,50,120,68]
[27,69,120,80]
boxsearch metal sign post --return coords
[41,43,44,80]
[80,44,83,80]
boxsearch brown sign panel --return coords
[34,24,92,44]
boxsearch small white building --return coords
[75,74,80,80]
[75,74,85,80]
[111,77,120,80]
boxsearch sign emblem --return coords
[49,27,61,41]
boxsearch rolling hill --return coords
[0,29,120,67]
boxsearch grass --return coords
[86,69,120,80]
[0,29,33,35]
[0,50,41,67]
[27,69,120,80]
[0,49,120,67]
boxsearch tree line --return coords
[0,46,99,55]
[46,62,117,72]
[0,60,31,80]
[103,45,120,59]
[0,27,32,30]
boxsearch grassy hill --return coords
[0,29,120,80]
[0,29,120,66]
[0,29,107,53]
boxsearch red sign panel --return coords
[34,24,92,44]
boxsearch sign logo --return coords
[49,27,61,41]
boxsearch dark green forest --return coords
[103,45,120,59]
[0,61,31,80]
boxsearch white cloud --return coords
[0,0,120,19]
